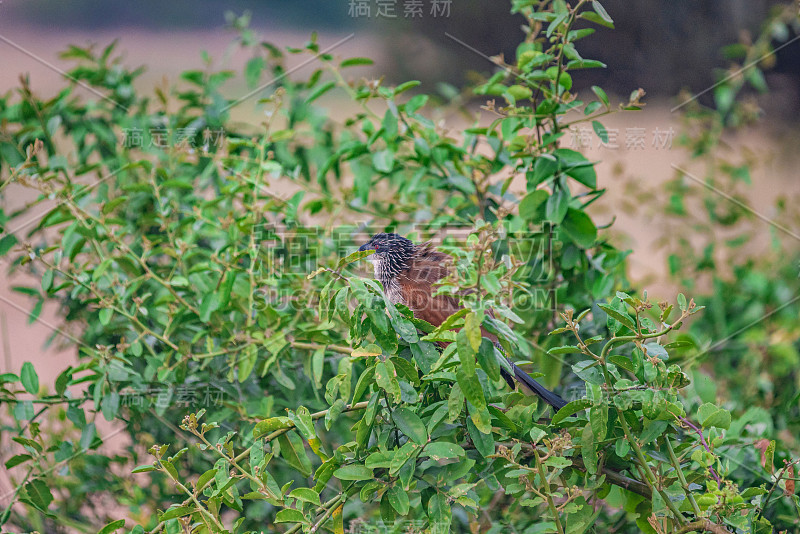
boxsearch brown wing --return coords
[395,243,495,341]
[395,242,565,408]
[396,242,459,327]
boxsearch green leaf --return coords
[698,403,731,430]
[244,56,265,88]
[365,450,393,469]
[456,369,485,412]
[561,208,597,248]
[427,493,452,532]
[598,303,637,331]
[763,440,775,473]
[275,508,308,524]
[375,360,401,402]
[27,299,43,324]
[613,438,631,461]
[305,80,336,104]
[98,308,113,326]
[544,456,573,469]
[464,312,482,351]
[341,57,374,68]
[424,441,465,460]
[278,431,313,477]
[638,420,667,444]
[101,392,120,421]
[519,190,548,221]
[476,338,501,382]
[23,479,53,510]
[592,85,609,107]
[582,11,615,29]
[101,196,127,214]
[552,399,592,424]
[97,519,126,534]
[394,80,420,95]
[456,329,476,375]
[466,416,494,457]
[530,154,559,185]
[548,345,582,355]
[20,362,39,394]
[351,367,376,405]
[5,454,32,469]
[131,464,157,473]
[392,407,428,445]
[337,248,375,269]
[333,464,374,481]
[389,441,420,475]
[289,487,321,505]
[289,406,316,441]
[0,234,17,257]
[592,120,608,143]
[199,292,220,322]
[387,485,410,515]
[411,341,438,374]
[159,506,195,521]
[253,417,293,438]
[41,270,54,292]
[589,405,608,441]
[197,468,218,491]
[581,424,598,475]
[591,1,614,24]
[373,149,394,173]
[555,148,597,189]
[546,187,569,223]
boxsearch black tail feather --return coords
[501,363,567,411]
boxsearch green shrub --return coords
[1,2,797,533]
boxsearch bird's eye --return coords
[374,244,380,250]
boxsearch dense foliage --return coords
[1,2,798,533]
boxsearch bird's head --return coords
[358,232,415,280]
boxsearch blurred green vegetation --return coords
[7,0,355,30]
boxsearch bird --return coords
[358,232,567,410]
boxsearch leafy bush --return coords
[1,2,798,533]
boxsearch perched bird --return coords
[358,232,567,410]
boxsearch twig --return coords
[532,448,565,534]
[674,520,732,534]
[678,417,722,485]
[666,437,702,517]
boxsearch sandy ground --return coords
[1,24,799,528]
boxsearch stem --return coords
[510,442,651,498]
[599,309,690,363]
[678,417,722,485]
[550,0,588,134]
[309,493,345,533]
[614,401,686,525]
[757,459,800,520]
[159,461,225,531]
[231,400,370,464]
[194,431,280,500]
[674,520,732,534]
[291,341,354,355]
[666,437,702,517]
[533,448,565,534]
